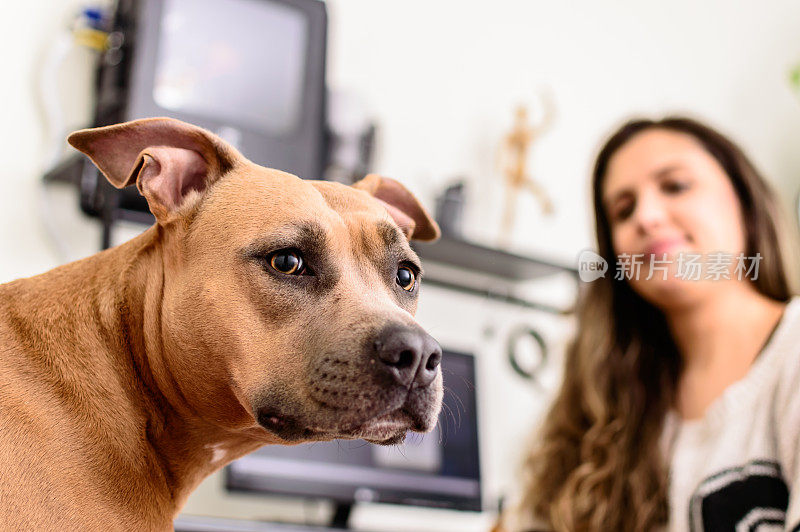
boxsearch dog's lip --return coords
[258,380,438,443]
[353,410,411,435]
[310,408,412,441]
[257,403,409,442]
[257,410,328,441]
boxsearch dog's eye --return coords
[269,250,305,275]
[396,265,416,291]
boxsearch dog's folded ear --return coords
[352,174,440,242]
[68,117,241,224]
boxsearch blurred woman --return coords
[504,117,800,531]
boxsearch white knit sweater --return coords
[661,296,800,531]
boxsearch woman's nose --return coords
[632,192,670,234]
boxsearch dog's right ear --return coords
[68,117,241,224]
[352,174,441,242]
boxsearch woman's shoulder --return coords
[716,297,800,418]
[770,296,800,382]
[770,297,800,497]
[772,297,800,400]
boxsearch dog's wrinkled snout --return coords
[374,325,442,388]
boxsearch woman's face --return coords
[601,128,747,306]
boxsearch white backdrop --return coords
[2,1,800,529]
[3,1,800,283]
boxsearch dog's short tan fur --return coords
[0,118,442,530]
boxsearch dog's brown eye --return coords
[396,266,416,291]
[270,250,304,275]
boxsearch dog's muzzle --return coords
[256,323,443,443]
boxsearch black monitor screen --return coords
[225,350,482,512]
[153,0,308,134]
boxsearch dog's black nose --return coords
[374,325,442,388]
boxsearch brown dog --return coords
[0,118,443,530]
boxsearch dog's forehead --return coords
[308,180,386,216]
[197,165,400,248]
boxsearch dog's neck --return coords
[8,227,273,527]
[121,227,275,509]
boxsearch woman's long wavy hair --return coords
[517,117,796,531]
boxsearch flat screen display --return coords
[153,0,309,134]
[226,350,482,511]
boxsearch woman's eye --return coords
[663,180,690,193]
[396,265,417,291]
[269,250,306,275]
[613,203,634,222]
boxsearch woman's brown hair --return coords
[515,117,795,531]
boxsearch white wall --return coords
[3,1,800,283]
[2,1,800,530]
[324,0,800,263]
[1,0,106,283]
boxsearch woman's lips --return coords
[643,238,687,257]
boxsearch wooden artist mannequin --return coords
[498,103,554,246]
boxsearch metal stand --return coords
[329,503,353,529]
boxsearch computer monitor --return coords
[126,0,327,174]
[225,350,482,526]
[78,0,328,246]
